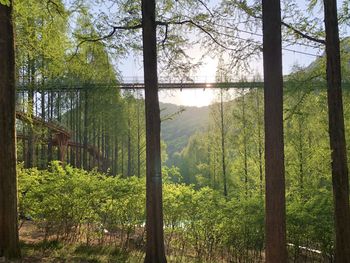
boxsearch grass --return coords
[20,241,144,263]
[18,222,242,262]
[20,240,221,263]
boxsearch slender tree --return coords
[142,0,167,261]
[0,0,21,260]
[220,88,227,197]
[262,0,287,261]
[137,93,142,178]
[83,89,89,170]
[255,88,263,197]
[241,91,249,196]
[323,0,350,261]
[215,58,228,197]
[127,108,132,177]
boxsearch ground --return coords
[19,222,142,263]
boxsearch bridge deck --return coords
[16,111,71,137]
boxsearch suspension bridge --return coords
[14,78,350,172]
[16,79,350,92]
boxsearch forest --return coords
[1,0,350,262]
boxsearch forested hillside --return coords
[163,37,350,168]
[160,102,210,161]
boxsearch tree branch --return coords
[70,23,142,59]
[281,21,325,45]
[161,23,168,47]
[195,0,214,17]
[78,23,143,43]
[156,20,235,51]
[235,6,325,45]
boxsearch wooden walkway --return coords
[16,111,106,165]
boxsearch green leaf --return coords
[0,0,10,6]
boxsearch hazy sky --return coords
[116,0,348,107]
[118,39,321,107]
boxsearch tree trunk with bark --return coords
[83,90,88,170]
[323,0,350,261]
[127,114,132,177]
[115,137,119,175]
[0,1,21,260]
[256,89,263,197]
[220,89,227,198]
[137,98,141,177]
[242,92,248,196]
[142,0,167,260]
[262,0,287,261]
[40,90,46,168]
[27,62,35,168]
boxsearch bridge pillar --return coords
[54,133,69,164]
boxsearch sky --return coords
[115,0,348,107]
[119,54,221,106]
[118,40,321,107]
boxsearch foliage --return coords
[18,162,145,246]
[167,56,350,260]
[11,0,350,261]
[161,102,210,162]
[0,0,10,6]
[18,159,337,261]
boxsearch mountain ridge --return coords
[160,102,210,160]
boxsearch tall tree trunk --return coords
[56,91,62,161]
[106,133,110,173]
[207,127,211,182]
[47,132,53,164]
[91,98,96,169]
[101,125,105,171]
[323,0,350,261]
[220,89,227,197]
[256,89,263,197]
[137,98,141,177]
[69,91,74,166]
[40,90,46,168]
[121,138,124,176]
[127,114,132,177]
[0,1,21,260]
[47,90,53,164]
[297,118,304,191]
[242,92,248,196]
[22,125,26,165]
[115,137,119,175]
[27,60,35,168]
[262,0,287,261]
[213,139,217,189]
[142,0,167,260]
[77,93,82,168]
[57,90,61,122]
[83,90,88,170]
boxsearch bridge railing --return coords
[16,80,350,91]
